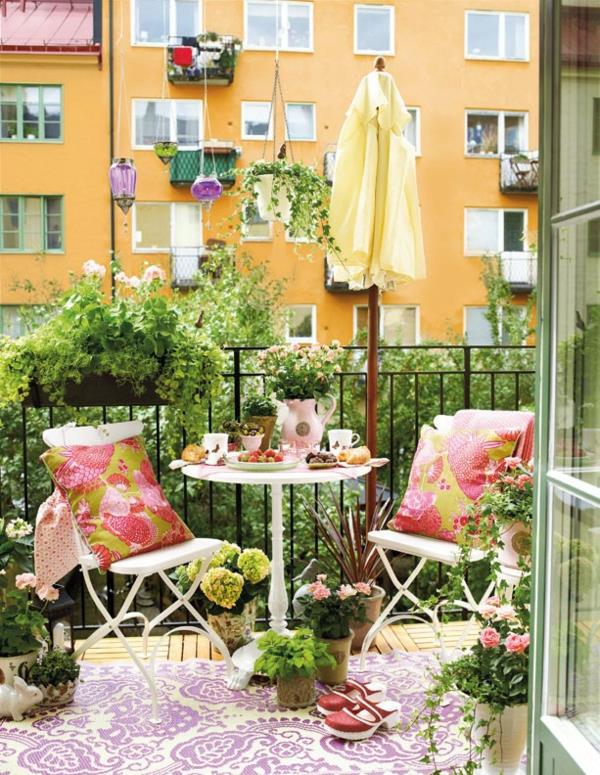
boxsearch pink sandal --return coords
[317,678,387,716]
[323,697,402,741]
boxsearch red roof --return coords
[0,0,99,53]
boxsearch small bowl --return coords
[240,434,264,453]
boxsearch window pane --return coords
[22,198,42,251]
[1,197,20,250]
[243,102,271,138]
[135,101,170,145]
[135,0,168,43]
[356,6,392,53]
[0,306,24,338]
[287,306,314,340]
[505,14,527,60]
[45,197,62,250]
[135,203,171,249]
[286,103,314,140]
[553,220,600,487]
[382,307,416,344]
[503,211,525,252]
[465,307,494,345]
[22,87,39,139]
[247,1,277,47]
[42,87,61,140]
[0,86,18,139]
[243,204,271,239]
[466,113,499,155]
[467,12,499,57]
[404,109,418,150]
[175,0,198,38]
[172,203,202,247]
[504,114,526,153]
[175,101,200,145]
[355,305,368,335]
[466,209,500,253]
[286,3,311,49]
[589,217,600,257]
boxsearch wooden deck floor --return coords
[77,621,479,663]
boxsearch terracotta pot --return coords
[280,397,336,448]
[40,678,79,706]
[207,600,256,654]
[472,703,527,774]
[0,651,40,686]
[317,631,353,686]
[497,522,531,569]
[276,675,316,709]
[254,174,292,223]
[246,415,277,451]
[349,586,386,651]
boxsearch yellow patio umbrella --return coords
[328,59,426,515]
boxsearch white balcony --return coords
[501,251,537,291]
[500,151,539,193]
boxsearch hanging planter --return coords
[153,141,179,165]
[253,171,292,223]
[191,174,223,210]
[109,157,136,214]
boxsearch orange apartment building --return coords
[0,0,539,345]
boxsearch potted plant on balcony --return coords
[255,629,335,709]
[153,141,179,165]
[28,648,80,706]
[243,394,278,451]
[0,588,48,686]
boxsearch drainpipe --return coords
[108,0,116,297]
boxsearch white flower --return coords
[142,265,166,284]
[5,518,32,540]
[82,260,106,279]
[495,604,518,621]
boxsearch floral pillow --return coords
[41,437,193,570]
[389,425,520,543]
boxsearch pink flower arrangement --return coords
[479,627,501,648]
[299,573,368,640]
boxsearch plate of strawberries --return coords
[225,449,299,471]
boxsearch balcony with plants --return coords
[167,33,242,86]
[169,142,240,188]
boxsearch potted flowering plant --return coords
[0,586,49,686]
[297,574,367,685]
[175,542,270,653]
[0,517,34,588]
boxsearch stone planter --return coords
[0,651,40,686]
[254,174,292,223]
[246,415,277,451]
[207,600,256,654]
[349,586,386,651]
[472,703,527,774]
[497,522,531,569]
[39,679,79,706]
[276,675,316,709]
[317,631,353,686]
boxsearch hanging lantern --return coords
[190,174,223,210]
[109,157,136,214]
[153,141,179,165]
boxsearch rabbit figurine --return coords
[0,676,43,721]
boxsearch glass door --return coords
[531,1,600,772]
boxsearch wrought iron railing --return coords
[501,251,537,292]
[167,34,241,85]
[169,145,239,187]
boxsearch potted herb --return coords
[255,629,335,709]
[243,394,278,451]
[28,649,80,706]
[297,574,366,685]
[174,542,270,653]
[0,588,48,686]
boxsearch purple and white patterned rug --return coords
[0,652,469,775]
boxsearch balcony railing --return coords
[501,251,537,292]
[500,151,539,193]
[170,240,226,288]
[169,143,240,188]
[324,259,360,293]
[167,34,241,85]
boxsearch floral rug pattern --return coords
[0,652,468,775]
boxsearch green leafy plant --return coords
[0,517,34,587]
[258,342,345,401]
[297,573,367,640]
[0,589,48,657]
[242,394,277,417]
[28,649,80,686]
[255,628,335,680]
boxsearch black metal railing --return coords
[0,344,536,635]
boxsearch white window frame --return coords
[241,207,273,242]
[464,10,530,62]
[463,305,527,346]
[354,4,395,56]
[131,0,203,47]
[353,304,420,344]
[132,99,203,149]
[241,101,273,141]
[132,202,203,253]
[465,109,528,157]
[285,102,316,142]
[464,208,528,256]
[244,0,314,52]
[285,304,317,343]
[406,106,421,156]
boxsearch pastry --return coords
[344,446,371,465]
[306,451,337,465]
[182,444,206,463]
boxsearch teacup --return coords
[328,429,360,451]
[202,433,229,464]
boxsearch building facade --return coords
[0,0,539,345]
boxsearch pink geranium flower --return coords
[479,627,501,648]
[142,265,166,284]
[503,457,522,470]
[15,572,37,590]
[505,633,530,654]
[36,584,60,602]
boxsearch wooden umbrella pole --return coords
[366,283,379,528]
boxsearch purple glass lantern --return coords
[190,174,223,210]
[109,158,137,214]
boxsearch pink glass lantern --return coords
[190,174,223,210]
[109,158,137,214]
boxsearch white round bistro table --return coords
[181,461,372,688]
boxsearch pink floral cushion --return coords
[41,437,193,570]
[389,425,520,543]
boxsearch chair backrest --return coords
[43,420,143,449]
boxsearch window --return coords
[133,202,203,251]
[132,0,201,45]
[285,103,316,141]
[242,205,272,241]
[241,101,273,140]
[465,208,526,255]
[0,196,63,252]
[465,11,528,61]
[466,111,527,156]
[245,1,313,51]
[354,305,419,344]
[354,4,394,55]
[286,305,316,342]
[405,107,421,155]
[0,85,62,142]
[464,306,494,345]
[133,100,202,147]
[0,306,25,338]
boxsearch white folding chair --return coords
[42,421,235,721]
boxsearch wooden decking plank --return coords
[182,633,197,661]
[389,624,420,652]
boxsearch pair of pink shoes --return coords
[317,678,401,741]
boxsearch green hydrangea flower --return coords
[209,541,241,569]
[186,558,203,583]
[237,548,270,584]
[201,567,244,609]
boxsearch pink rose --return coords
[516,474,533,489]
[36,584,60,602]
[353,582,372,596]
[15,572,37,590]
[142,265,166,284]
[479,604,498,619]
[487,596,501,607]
[505,633,529,654]
[495,604,517,621]
[337,584,357,600]
[316,574,328,582]
[479,627,501,648]
[307,581,331,601]
[504,457,522,470]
